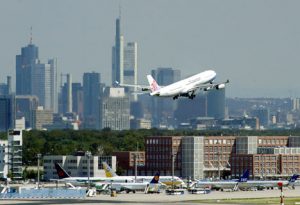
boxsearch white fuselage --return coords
[151,70,216,97]
[197,180,238,189]
[61,176,134,185]
[238,180,291,189]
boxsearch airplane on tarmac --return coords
[116,70,229,100]
[196,169,250,191]
[102,162,186,187]
[54,163,134,186]
[238,174,299,190]
[95,172,161,193]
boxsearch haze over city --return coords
[0,0,300,97]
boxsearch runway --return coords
[0,187,299,205]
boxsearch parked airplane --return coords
[238,174,299,190]
[116,70,229,100]
[196,169,249,191]
[95,172,161,193]
[102,162,186,187]
[54,163,134,185]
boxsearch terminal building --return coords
[140,135,300,180]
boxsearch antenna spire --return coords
[30,26,33,44]
[119,2,122,19]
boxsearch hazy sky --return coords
[1,0,300,97]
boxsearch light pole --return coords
[85,151,91,189]
[134,153,137,183]
[37,153,41,189]
[171,154,175,190]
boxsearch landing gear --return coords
[188,94,196,99]
[173,95,179,100]
[188,91,196,99]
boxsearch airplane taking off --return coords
[54,163,134,185]
[117,70,229,100]
[102,162,186,187]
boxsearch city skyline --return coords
[1,0,300,97]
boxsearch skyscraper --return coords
[16,43,38,95]
[207,89,226,119]
[0,95,15,131]
[151,68,181,128]
[83,72,101,129]
[124,42,138,101]
[112,17,124,85]
[100,87,130,130]
[16,95,39,128]
[16,42,57,112]
[72,82,83,119]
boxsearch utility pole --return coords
[85,151,91,189]
[37,153,41,189]
[172,154,175,189]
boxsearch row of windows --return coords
[258,139,287,145]
[205,139,235,145]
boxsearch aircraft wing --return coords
[186,79,230,93]
[115,81,152,92]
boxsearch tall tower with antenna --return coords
[112,6,124,85]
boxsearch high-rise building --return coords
[16,43,39,95]
[150,68,181,128]
[60,74,72,114]
[32,106,53,130]
[72,83,83,119]
[0,95,15,131]
[0,76,12,95]
[124,42,138,101]
[207,89,226,119]
[83,72,101,129]
[174,95,207,127]
[48,59,58,113]
[16,43,57,112]
[16,95,39,128]
[100,87,130,130]
[112,17,124,85]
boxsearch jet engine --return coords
[216,83,225,90]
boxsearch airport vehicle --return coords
[117,70,229,100]
[102,162,186,187]
[95,172,161,193]
[196,169,249,191]
[238,174,299,190]
[54,163,134,185]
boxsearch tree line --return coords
[0,128,300,166]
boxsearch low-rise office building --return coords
[43,154,116,180]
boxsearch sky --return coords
[0,0,300,98]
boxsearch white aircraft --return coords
[238,174,299,190]
[196,170,249,191]
[95,172,161,193]
[54,163,134,185]
[117,70,229,100]
[102,162,186,187]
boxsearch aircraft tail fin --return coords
[149,172,160,184]
[147,75,161,92]
[54,163,71,179]
[238,169,249,182]
[102,162,118,177]
[289,174,299,183]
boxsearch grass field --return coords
[194,197,300,205]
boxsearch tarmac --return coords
[0,186,299,205]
